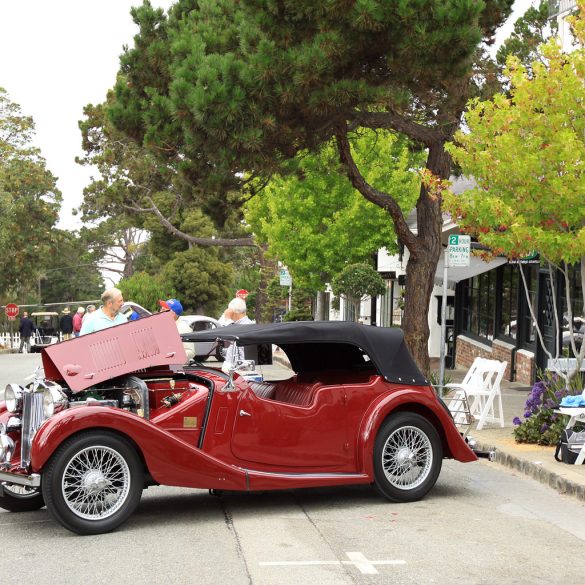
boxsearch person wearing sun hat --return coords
[158,298,195,361]
[59,307,74,341]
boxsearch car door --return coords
[230,385,354,470]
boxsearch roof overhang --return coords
[435,254,507,288]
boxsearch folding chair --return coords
[443,357,483,434]
[445,358,507,430]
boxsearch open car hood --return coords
[42,312,187,393]
[184,321,428,386]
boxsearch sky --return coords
[0,0,535,231]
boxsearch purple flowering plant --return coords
[513,371,584,445]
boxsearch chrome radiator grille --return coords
[21,391,45,468]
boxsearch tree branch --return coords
[335,124,418,251]
[145,196,256,248]
[348,111,444,147]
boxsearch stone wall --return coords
[455,335,535,385]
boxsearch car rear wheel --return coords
[42,431,143,535]
[0,484,45,512]
[374,412,442,503]
[215,344,226,362]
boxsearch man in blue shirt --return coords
[80,288,127,335]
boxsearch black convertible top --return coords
[184,321,428,385]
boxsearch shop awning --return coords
[434,254,507,288]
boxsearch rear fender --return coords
[357,388,476,477]
[30,406,247,491]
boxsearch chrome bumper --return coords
[466,436,495,461]
[0,470,41,487]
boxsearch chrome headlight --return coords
[0,432,16,465]
[42,382,68,418]
[4,384,24,413]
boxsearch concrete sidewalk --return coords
[445,366,585,502]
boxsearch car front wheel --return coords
[374,412,442,503]
[42,431,143,535]
[0,484,44,512]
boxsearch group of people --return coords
[59,304,97,340]
[18,287,254,369]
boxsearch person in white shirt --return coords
[218,297,254,371]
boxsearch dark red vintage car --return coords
[0,313,477,534]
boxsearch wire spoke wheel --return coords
[0,482,44,512]
[382,426,432,489]
[374,413,442,503]
[62,445,131,520]
[43,431,143,534]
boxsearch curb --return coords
[477,441,585,502]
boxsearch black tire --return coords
[42,431,143,535]
[0,484,45,512]
[215,344,225,362]
[373,412,442,503]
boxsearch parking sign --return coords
[448,235,470,267]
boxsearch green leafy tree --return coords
[331,263,386,322]
[445,2,585,377]
[109,0,514,371]
[78,96,254,249]
[118,270,173,313]
[245,130,421,290]
[0,87,62,300]
[161,247,233,316]
[39,231,104,304]
[496,0,556,71]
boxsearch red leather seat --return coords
[248,382,276,399]
[273,381,320,407]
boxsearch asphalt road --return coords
[2,353,585,585]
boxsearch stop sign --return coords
[5,303,19,320]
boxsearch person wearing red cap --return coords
[158,298,195,361]
[236,289,249,300]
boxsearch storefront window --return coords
[461,270,496,340]
[519,265,537,345]
[498,265,519,339]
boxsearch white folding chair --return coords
[446,358,507,430]
[443,357,483,431]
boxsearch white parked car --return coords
[179,315,224,361]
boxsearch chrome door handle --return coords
[239,410,252,417]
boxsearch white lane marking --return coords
[260,551,406,575]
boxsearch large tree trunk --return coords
[336,127,451,374]
[401,144,449,374]
[255,245,270,323]
[314,291,327,320]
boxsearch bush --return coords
[513,371,584,446]
[283,309,313,321]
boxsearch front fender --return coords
[358,388,477,477]
[30,406,247,491]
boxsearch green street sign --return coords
[448,235,470,267]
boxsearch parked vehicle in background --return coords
[119,303,223,362]
[180,315,224,361]
[29,312,60,352]
[120,301,151,320]
[0,316,480,535]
